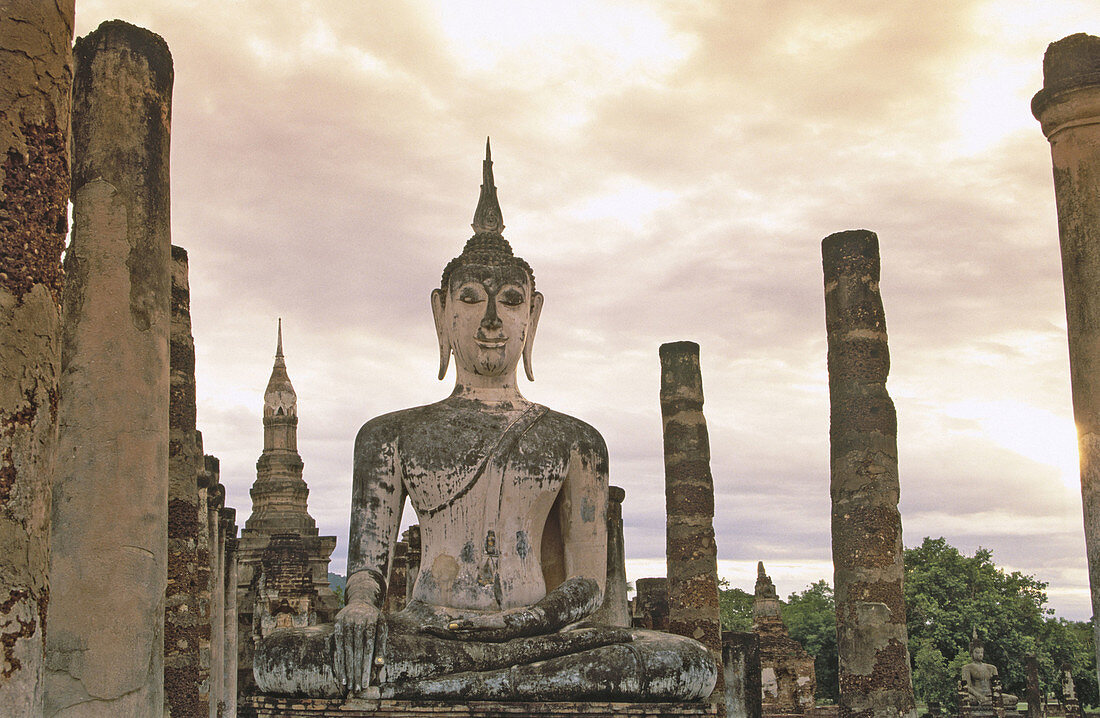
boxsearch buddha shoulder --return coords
[533,409,609,468]
[353,403,607,467]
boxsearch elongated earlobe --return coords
[522,292,544,382]
[431,289,450,380]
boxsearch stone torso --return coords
[355,397,605,613]
[963,661,997,703]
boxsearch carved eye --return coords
[459,288,483,304]
[499,289,525,306]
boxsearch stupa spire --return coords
[264,320,295,419]
[471,137,505,235]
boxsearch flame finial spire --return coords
[275,318,284,364]
[471,137,505,235]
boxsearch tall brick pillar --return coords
[1031,33,1100,687]
[166,245,204,716]
[0,2,74,714]
[659,341,723,701]
[822,230,915,718]
[45,20,173,717]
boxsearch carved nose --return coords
[481,301,501,330]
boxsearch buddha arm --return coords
[557,435,609,615]
[346,421,405,607]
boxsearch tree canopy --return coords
[718,538,1095,708]
[904,537,1095,709]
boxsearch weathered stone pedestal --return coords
[1031,32,1100,690]
[243,696,720,717]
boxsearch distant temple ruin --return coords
[753,563,816,715]
[235,323,340,696]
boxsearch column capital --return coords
[1032,33,1100,139]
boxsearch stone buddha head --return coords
[431,140,544,384]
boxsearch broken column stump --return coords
[45,20,173,717]
[821,230,915,718]
[633,577,671,630]
[1026,654,1040,718]
[660,341,724,701]
[0,2,74,714]
[723,631,762,718]
[591,485,630,627]
[1031,32,1100,689]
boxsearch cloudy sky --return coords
[74,1,1096,618]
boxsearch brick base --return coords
[241,695,720,717]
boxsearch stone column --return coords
[404,524,422,604]
[591,485,630,627]
[209,487,226,718]
[822,230,915,718]
[723,631,762,718]
[165,245,203,716]
[384,541,409,613]
[224,535,239,718]
[1026,654,1041,718]
[196,439,213,705]
[1031,33,1100,687]
[659,341,723,700]
[45,20,173,717]
[0,3,73,714]
[632,577,670,630]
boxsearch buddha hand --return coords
[334,600,381,694]
[431,605,549,643]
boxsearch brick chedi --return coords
[752,562,816,715]
[236,322,338,698]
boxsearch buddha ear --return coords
[431,289,450,380]
[522,291,544,382]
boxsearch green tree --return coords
[783,580,838,702]
[903,537,1092,709]
[718,579,753,632]
[911,638,952,708]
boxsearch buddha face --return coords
[972,646,984,662]
[431,263,543,381]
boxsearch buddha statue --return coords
[961,641,1017,709]
[253,141,717,702]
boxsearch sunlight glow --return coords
[567,178,678,234]
[431,0,693,82]
[942,400,1079,491]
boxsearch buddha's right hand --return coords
[334,600,381,694]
